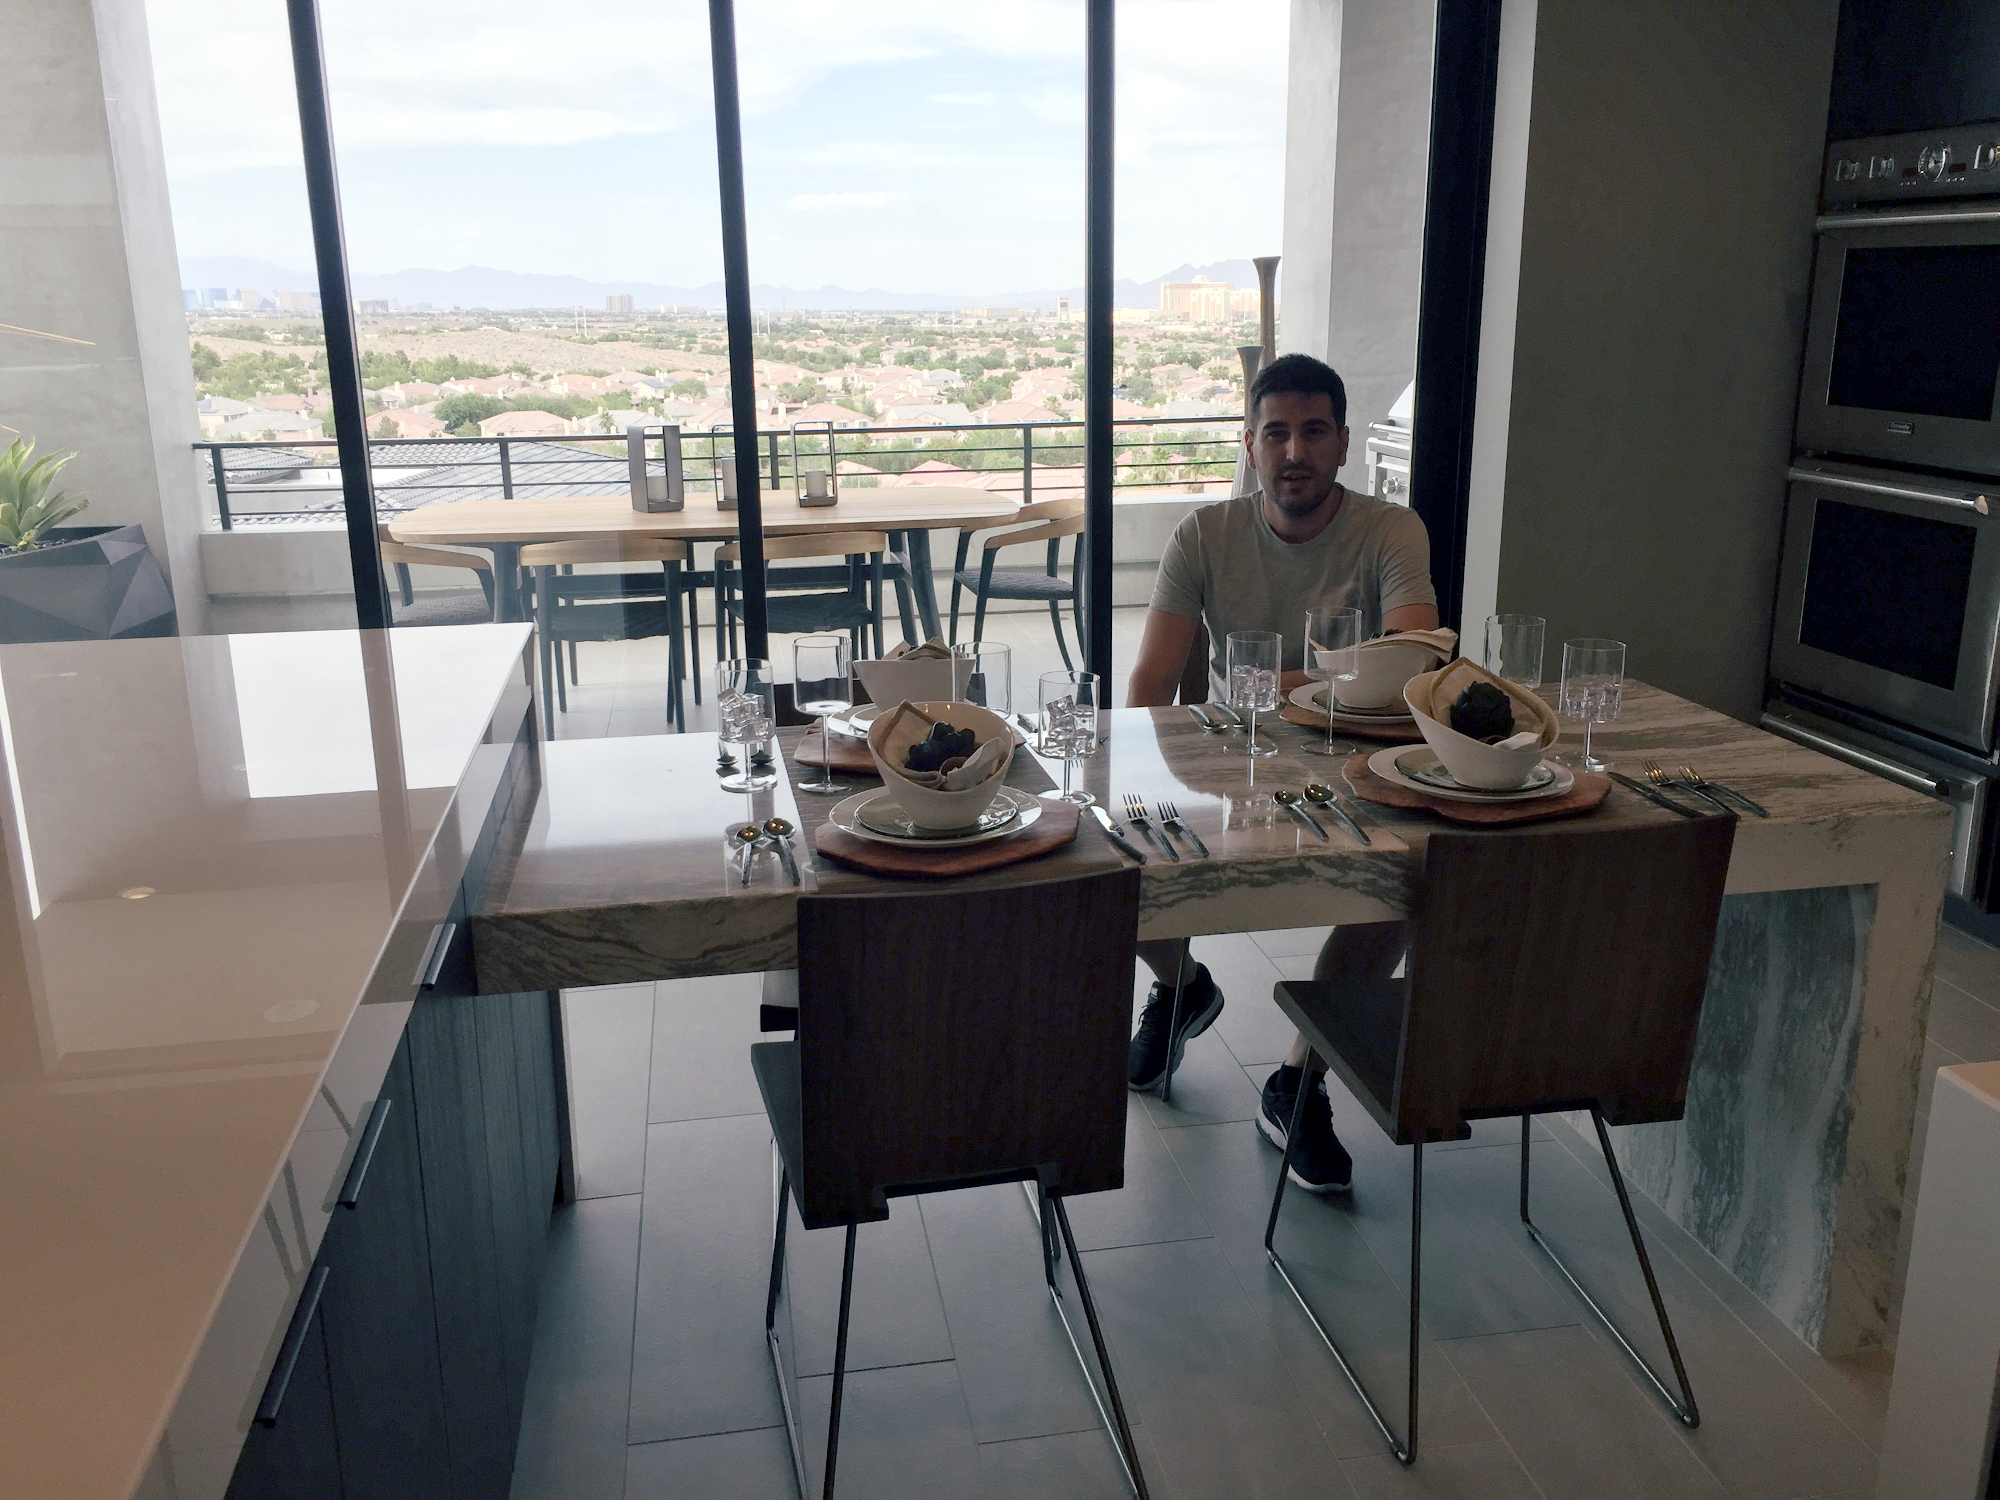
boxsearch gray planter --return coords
[0,524,176,643]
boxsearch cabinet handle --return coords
[337,1098,392,1210]
[415,921,457,990]
[254,1264,330,1427]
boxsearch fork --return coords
[1156,799,1210,858]
[1122,793,1179,861]
[1642,760,1730,814]
[1681,763,1769,817]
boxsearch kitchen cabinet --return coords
[227,984,559,1500]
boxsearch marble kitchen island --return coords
[0,625,545,1500]
[473,683,1952,1358]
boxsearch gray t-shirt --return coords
[1150,487,1437,699]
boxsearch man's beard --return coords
[1263,466,1338,517]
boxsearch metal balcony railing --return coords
[192,415,1245,529]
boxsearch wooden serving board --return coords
[1342,751,1610,825]
[796,730,880,774]
[1279,703,1424,743]
[813,797,1080,877]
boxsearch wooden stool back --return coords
[1392,818,1736,1141]
[788,866,1140,1228]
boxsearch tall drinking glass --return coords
[1226,631,1280,757]
[1037,669,1100,805]
[1484,614,1546,690]
[792,635,853,794]
[1303,607,1362,758]
[951,641,1012,719]
[1558,638,1625,771]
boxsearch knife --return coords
[1281,802,1331,842]
[1088,804,1148,863]
[1608,771,1703,817]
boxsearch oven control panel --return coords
[1825,123,2000,207]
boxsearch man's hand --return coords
[1127,609,1200,707]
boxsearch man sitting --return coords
[1121,352,1438,1193]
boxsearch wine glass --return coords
[1484,614,1546,690]
[951,641,1012,719]
[1559,638,1625,771]
[1226,631,1280,758]
[1037,669,1100,805]
[1303,607,1362,758]
[792,634,853,794]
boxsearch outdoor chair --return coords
[947,498,1085,670]
[714,531,889,661]
[752,867,1150,1498]
[1262,814,1736,1466]
[519,536,692,736]
[377,523,496,627]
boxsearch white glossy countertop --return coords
[0,624,532,1500]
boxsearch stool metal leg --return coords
[1024,1183,1150,1499]
[765,1165,810,1500]
[822,1224,858,1499]
[1520,1110,1700,1428]
[1263,1065,1420,1465]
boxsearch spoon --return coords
[1304,781,1372,846]
[1185,704,1223,733]
[734,824,763,885]
[762,816,801,885]
[1270,788,1329,842]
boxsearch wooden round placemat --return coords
[813,796,1081,877]
[1279,703,1424,743]
[1342,751,1609,825]
[796,730,879,774]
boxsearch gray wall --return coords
[2,0,208,630]
[1467,0,1838,720]
[1282,0,1435,451]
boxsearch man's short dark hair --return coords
[1250,353,1347,427]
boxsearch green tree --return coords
[409,353,499,383]
[668,378,708,399]
[360,349,414,388]
[190,342,221,382]
[433,393,506,430]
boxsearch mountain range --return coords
[177,256,1268,314]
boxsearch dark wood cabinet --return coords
[228,987,559,1500]
[224,1293,342,1500]
[320,1040,454,1499]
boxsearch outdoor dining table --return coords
[467,682,1948,1362]
[386,485,1022,637]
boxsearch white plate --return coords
[829,786,1043,848]
[856,795,1021,841]
[826,701,1029,746]
[1287,682,1415,721]
[1368,745,1574,803]
[1407,757,1556,795]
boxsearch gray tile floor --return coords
[493,599,2000,1497]
[504,916,2000,1500]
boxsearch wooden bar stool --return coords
[714,530,889,661]
[947,498,1086,669]
[1264,815,1736,1465]
[750,867,1150,1499]
[518,536,692,735]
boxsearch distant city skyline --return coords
[143,0,1288,295]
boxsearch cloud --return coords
[928,92,999,106]
[788,191,908,211]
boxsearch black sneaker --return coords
[1127,964,1224,1092]
[1257,1065,1353,1193]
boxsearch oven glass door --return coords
[1772,469,2000,750]
[1796,218,2000,472]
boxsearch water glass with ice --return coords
[1226,631,1281,758]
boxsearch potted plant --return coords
[0,438,176,642]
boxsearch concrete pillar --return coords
[2,0,209,633]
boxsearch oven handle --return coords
[1759,712,1952,798]
[1817,206,2000,230]
[1787,465,1992,516]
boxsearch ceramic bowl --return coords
[867,700,1016,830]
[1333,641,1443,709]
[1403,678,1547,791]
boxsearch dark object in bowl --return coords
[904,721,977,772]
[1448,682,1514,743]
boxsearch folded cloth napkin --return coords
[872,701,1011,791]
[1360,626,1460,655]
[1416,657,1560,748]
[855,637,966,705]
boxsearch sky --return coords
[144,0,1290,296]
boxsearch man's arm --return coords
[1126,608,1201,707]
[1382,602,1440,634]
